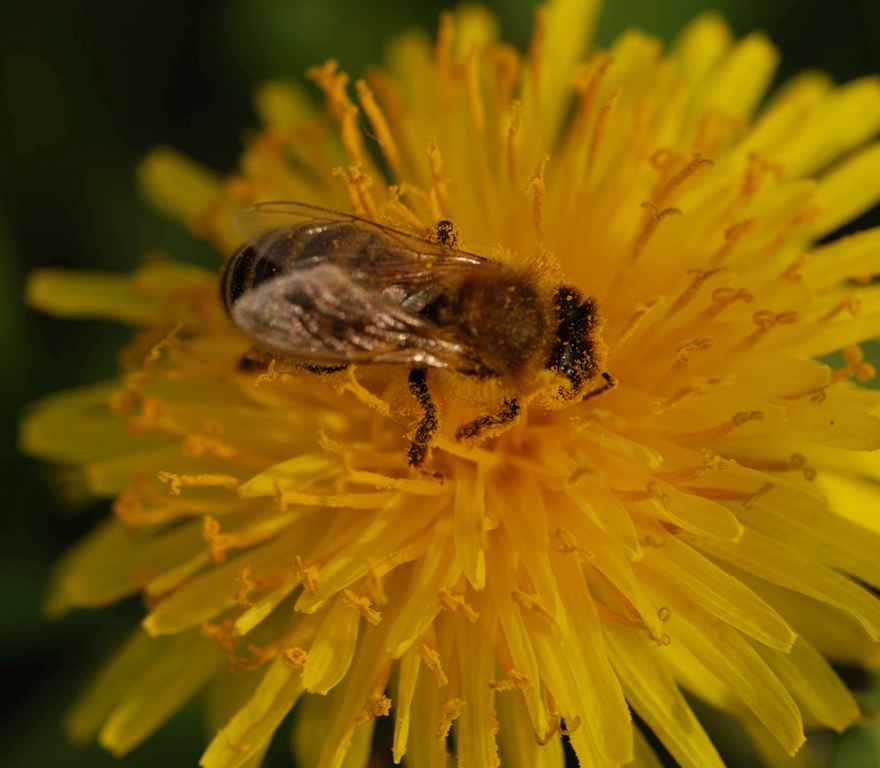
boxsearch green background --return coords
[1,1,878,766]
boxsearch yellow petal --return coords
[392,646,421,763]
[703,32,779,121]
[291,688,374,768]
[201,657,304,768]
[497,689,565,768]
[774,77,880,177]
[21,383,161,464]
[302,596,360,694]
[406,645,451,768]
[26,270,165,324]
[642,484,743,542]
[454,463,486,589]
[537,0,602,136]
[552,550,633,765]
[47,519,151,615]
[315,623,393,768]
[818,470,880,535]
[65,629,164,745]
[737,574,880,667]
[629,727,664,768]
[145,527,309,635]
[672,12,733,88]
[813,142,880,237]
[659,603,804,755]
[139,147,222,226]
[803,226,880,289]
[100,631,222,756]
[606,625,724,768]
[752,637,859,733]
[700,527,880,640]
[455,612,500,768]
[640,538,796,651]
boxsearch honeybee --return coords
[222,202,614,466]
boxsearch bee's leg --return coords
[408,368,438,467]
[455,398,520,442]
[299,363,349,375]
[236,348,348,376]
[582,371,617,401]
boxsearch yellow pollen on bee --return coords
[342,589,383,625]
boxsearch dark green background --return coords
[2,2,879,766]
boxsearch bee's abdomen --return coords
[221,231,290,314]
[221,244,257,313]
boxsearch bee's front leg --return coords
[455,398,520,442]
[407,368,438,467]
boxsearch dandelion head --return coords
[23,3,880,767]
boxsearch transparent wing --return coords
[235,200,488,269]
[230,263,479,369]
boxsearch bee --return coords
[222,202,614,466]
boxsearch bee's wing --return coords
[231,262,478,369]
[235,201,488,265]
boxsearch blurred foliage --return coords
[1,1,878,766]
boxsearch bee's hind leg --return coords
[407,368,438,467]
[455,398,520,442]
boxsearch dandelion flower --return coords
[23,2,880,767]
